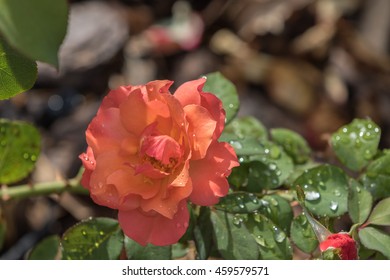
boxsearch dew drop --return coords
[23,153,29,159]
[30,155,37,162]
[273,226,286,243]
[305,191,321,201]
[238,203,245,209]
[333,189,341,197]
[99,231,105,236]
[232,215,242,227]
[184,222,189,228]
[270,146,281,159]
[270,198,279,206]
[228,103,234,109]
[330,201,338,212]
[255,235,266,247]
[268,163,277,171]
[94,242,100,248]
[176,223,182,228]
[81,230,87,236]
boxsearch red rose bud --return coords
[319,233,357,260]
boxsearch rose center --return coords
[140,134,181,173]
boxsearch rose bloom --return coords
[79,78,239,246]
[319,233,357,260]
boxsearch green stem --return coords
[0,177,89,201]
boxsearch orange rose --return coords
[79,78,239,246]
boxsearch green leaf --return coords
[216,192,262,214]
[0,36,37,100]
[226,140,294,190]
[61,217,124,260]
[257,195,293,234]
[124,236,171,260]
[361,153,390,200]
[210,210,259,259]
[331,119,381,171]
[171,243,189,259]
[290,213,318,253]
[223,116,268,141]
[0,119,41,184]
[348,179,373,224]
[359,227,390,259]
[271,128,311,164]
[28,235,60,260]
[247,214,292,260]
[321,248,342,260]
[193,207,213,260]
[0,221,5,251]
[203,72,239,124]
[293,164,349,217]
[0,0,68,66]
[366,197,390,226]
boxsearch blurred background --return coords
[0,0,389,259]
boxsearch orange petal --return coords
[140,179,192,218]
[86,108,128,155]
[118,200,189,246]
[200,91,226,140]
[184,104,216,159]
[99,85,133,112]
[189,142,239,206]
[174,78,206,107]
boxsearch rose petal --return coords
[174,78,205,107]
[189,142,239,205]
[86,108,128,155]
[201,92,225,140]
[184,104,216,159]
[118,200,189,246]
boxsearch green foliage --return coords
[61,217,124,260]
[270,128,311,164]
[366,197,390,226]
[321,248,342,260]
[290,213,318,253]
[0,0,68,67]
[28,235,60,260]
[0,37,37,100]
[246,213,292,260]
[210,210,259,259]
[359,227,390,259]
[203,72,240,124]
[193,207,214,260]
[0,119,41,184]
[331,119,380,171]
[125,236,171,260]
[348,179,373,224]
[360,153,390,200]
[223,116,268,141]
[293,164,349,217]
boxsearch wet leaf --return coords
[210,210,259,259]
[216,192,262,214]
[193,207,213,260]
[0,0,68,66]
[359,227,390,259]
[0,119,41,184]
[271,128,311,164]
[290,213,318,253]
[331,119,381,171]
[348,179,373,224]
[246,214,292,260]
[293,164,349,217]
[223,116,268,141]
[203,72,239,124]
[125,236,171,260]
[366,197,390,226]
[361,153,390,200]
[28,235,60,260]
[257,195,293,234]
[0,37,37,100]
[61,217,123,260]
